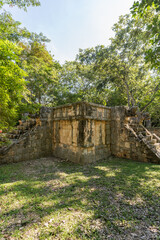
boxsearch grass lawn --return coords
[0,157,160,240]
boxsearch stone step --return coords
[148,139,157,145]
[154,143,160,150]
[151,139,157,144]
[128,123,160,160]
[145,135,152,141]
[138,131,146,135]
[138,132,148,139]
[138,133,144,139]
[140,131,152,138]
[131,127,144,132]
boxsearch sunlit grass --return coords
[0,157,160,239]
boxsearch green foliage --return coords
[0,11,50,43]
[131,0,160,70]
[0,8,53,128]
[20,41,60,105]
[58,12,159,125]
[104,13,159,109]
[0,0,40,11]
[55,59,109,106]
[17,102,41,119]
[0,39,27,129]
[0,0,159,128]
[50,61,83,105]
[0,133,11,147]
[109,12,160,123]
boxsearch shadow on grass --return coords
[0,157,160,239]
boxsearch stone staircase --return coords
[0,119,39,155]
[125,123,160,159]
[7,119,38,140]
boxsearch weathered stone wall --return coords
[0,107,53,164]
[52,102,111,163]
[110,107,159,163]
[0,102,159,165]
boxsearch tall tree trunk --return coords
[123,76,136,108]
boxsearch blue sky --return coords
[4,0,135,63]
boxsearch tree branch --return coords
[141,83,160,111]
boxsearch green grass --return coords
[0,157,160,239]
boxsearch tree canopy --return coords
[0,0,40,10]
[0,0,59,128]
[0,0,159,129]
[0,39,27,129]
[131,0,160,70]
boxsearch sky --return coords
[4,0,135,63]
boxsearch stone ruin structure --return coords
[0,102,160,164]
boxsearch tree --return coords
[0,2,51,127]
[50,61,82,105]
[0,39,27,129]
[0,11,50,43]
[55,56,109,106]
[94,14,159,108]
[0,0,40,10]
[20,41,60,105]
[72,13,160,125]
[131,0,160,70]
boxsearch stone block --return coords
[0,102,159,165]
[125,142,130,149]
